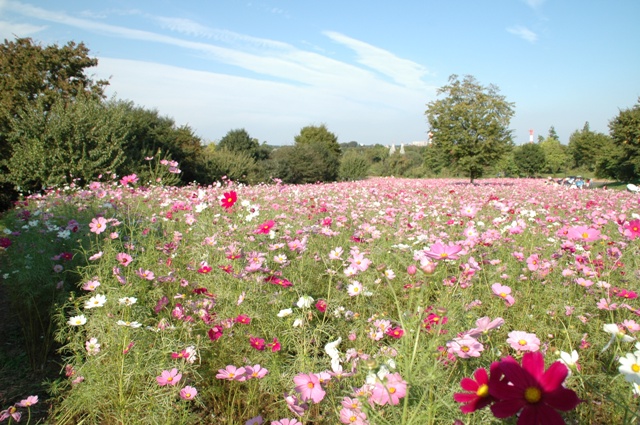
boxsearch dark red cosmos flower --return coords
[386,327,405,339]
[489,351,581,425]
[220,191,237,210]
[197,265,212,274]
[454,367,496,413]
[266,337,281,352]
[0,237,11,249]
[264,275,292,287]
[208,326,223,341]
[250,336,265,351]
[235,314,251,325]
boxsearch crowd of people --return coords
[546,176,591,189]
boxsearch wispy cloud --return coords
[507,25,538,43]
[324,31,430,89]
[4,1,435,143]
[0,19,46,38]
[523,0,545,10]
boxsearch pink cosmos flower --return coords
[271,419,301,425]
[89,216,108,234]
[255,220,275,234]
[245,364,269,379]
[293,373,326,403]
[156,368,182,386]
[491,283,515,306]
[180,386,198,400]
[116,252,133,266]
[623,219,640,239]
[339,408,368,424]
[17,395,38,407]
[0,406,20,422]
[466,316,505,338]
[447,336,484,358]
[135,268,155,280]
[369,372,407,406]
[507,331,540,352]
[284,393,308,416]
[216,365,247,381]
[250,336,266,351]
[526,254,540,271]
[566,225,601,242]
[424,242,463,261]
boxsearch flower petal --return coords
[539,361,569,392]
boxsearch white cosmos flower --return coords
[559,350,579,368]
[296,295,314,309]
[619,352,640,385]
[602,323,636,352]
[84,294,107,309]
[118,297,137,306]
[325,337,342,361]
[68,315,87,326]
[117,320,142,328]
[277,308,292,317]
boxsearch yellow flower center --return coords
[518,339,527,346]
[499,292,507,298]
[389,387,396,394]
[167,376,173,382]
[476,384,489,398]
[307,382,314,388]
[581,232,589,239]
[440,253,448,258]
[461,346,470,352]
[524,387,542,403]
[632,364,640,373]
[185,392,191,397]
[349,416,357,423]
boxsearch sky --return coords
[1,0,639,146]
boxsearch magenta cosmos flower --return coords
[454,367,496,413]
[507,331,540,352]
[489,351,581,424]
[293,373,326,403]
[216,365,247,381]
[424,242,463,261]
[156,368,182,386]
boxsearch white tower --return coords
[529,129,534,144]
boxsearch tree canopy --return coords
[596,99,640,181]
[567,122,611,171]
[294,124,341,158]
[513,143,546,177]
[425,75,515,182]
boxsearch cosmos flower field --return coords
[2,176,640,424]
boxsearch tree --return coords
[513,143,546,177]
[4,95,129,192]
[596,99,640,181]
[218,128,260,160]
[548,126,560,141]
[294,124,341,158]
[339,150,369,181]
[425,75,515,183]
[0,37,108,209]
[539,137,570,174]
[272,143,339,184]
[567,122,611,171]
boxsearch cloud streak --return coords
[507,25,538,43]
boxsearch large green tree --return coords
[294,124,342,158]
[5,95,129,192]
[0,37,108,209]
[425,75,515,182]
[218,128,261,159]
[596,99,640,181]
[513,143,546,177]
[539,137,570,174]
[567,122,612,171]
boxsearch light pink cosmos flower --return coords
[369,372,407,406]
[89,216,108,234]
[424,242,463,261]
[17,395,38,407]
[216,365,247,381]
[526,254,540,271]
[116,252,133,267]
[339,408,367,425]
[293,373,326,403]
[566,225,601,242]
[156,368,182,386]
[180,386,198,400]
[135,268,155,280]
[271,419,301,425]
[491,283,515,306]
[245,364,269,379]
[447,336,484,358]
[466,316,505,337]
[507,331,540,352]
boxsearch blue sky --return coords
[1,0,639,146]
